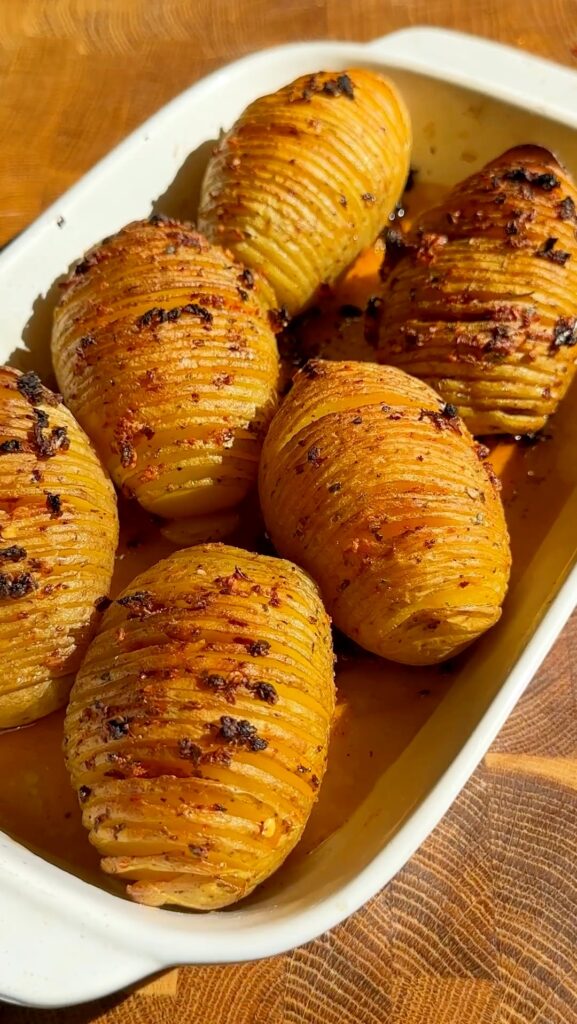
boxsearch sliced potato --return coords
[379,145,577,434]
[51,218,279,523]
[64,544,335,909]
[199,69,411,315]
[259,360,511,665]
[0,366,117,728]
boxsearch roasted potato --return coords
[199,69,411,315]
[0,367,117,728]
[259,360,511,665]
[64,544,335,909]
[51,218,279,524]
[378,145,577,434]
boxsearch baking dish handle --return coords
[0,844,162,1009]
[366,27,577,125]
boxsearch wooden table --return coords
[2,2,577,1022]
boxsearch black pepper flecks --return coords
[117,590,163,617]
[419,407,461,433]
[557,196,577,221]
[502,168,560,191]
[16,371,47,405]
[0,572,37,599]
[76,334,97,360]
[135,303,213,329]
[95,595,112,613]
[242,639,271,657]
[218,715,268,751]
[238,267,255,290]
[483,324,514,359]
[202,673,227,691]
[118,439,136,469]
[34,409,49,429]
[179,303,213,323]
[179,738,202,762]
[16,370,59,405]
[0,439,23,454]
[552,316,577,348]
[323,73,355,98]
[45,492,62,518]
[31,410,70,459]
[253,682,278,704]
[294,72,355,102]
[307,445,322,465]
[0,546,26,562]
[535,237,571,265]
[135,307,163,328]
[74,252,100,276]
[78,785,91,802]
[106,717,131,740]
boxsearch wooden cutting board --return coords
[1,2,577,1022]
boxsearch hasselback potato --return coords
[378,145,577,434]
[64,544,335,909]
[199,69,411,315]
[0,366,117,728]
[259,360,510,665]
[51,217,279,523]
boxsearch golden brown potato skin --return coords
[64,544,334,909]
[199,69,411,315]
[259,360,511,665]
[0,367,117,729]
[378,146,577,435]
[52,218,279,521]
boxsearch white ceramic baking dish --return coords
[2,26,577,1009]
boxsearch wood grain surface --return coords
[2,2,577,1022]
